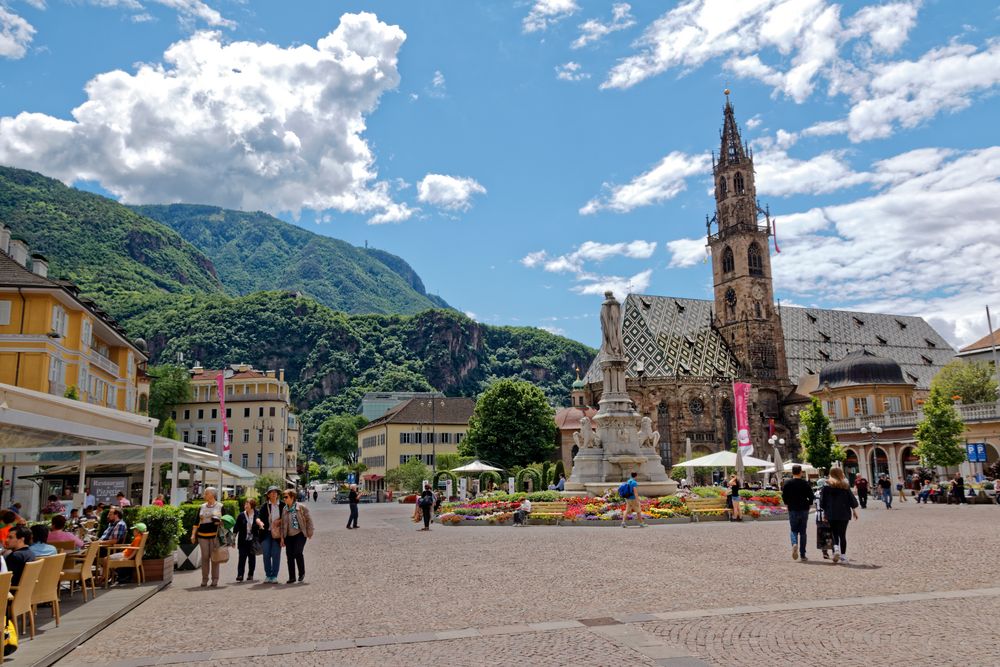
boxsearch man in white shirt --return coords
[85,488,96,508]
[514,498,532,526]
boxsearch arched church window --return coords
[754,301,762,318]
[734,172,745,194]
[748,242,763,276]
[718,177,727,198]
[722,247,734,273]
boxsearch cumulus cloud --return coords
[665,238,707,268]
[754,148,869,197]
[0,13,416,223]
[572,2,635,49]
[416,174,486,211]
[521,241,657,299]
[555,61,590,81]
[0,7,35,59]
[79,0,234,27]
[580,151,711,214]
[572,269,653,298]
[523,0,578,34]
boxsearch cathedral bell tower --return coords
[706,91,789,386]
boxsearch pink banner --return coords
[216,374,230,461]
[733,382,753,457]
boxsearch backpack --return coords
[419,494,434,508]
[618,481,633,499]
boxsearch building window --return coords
[244,408,250,418]
[184,409,190,420]
[440,433,451,444]
[50,305,68,337]
[718,177,727,198]
[400,433,411,444]
[748,243,763,276]
[824,401,841,418]
[227,429,233,444]
[257,429,264,443]
[269,428,275,442]
[456,433,465,443]
[196,430,203,444]
[884,396,902,413]
[211,408,217,419]
[258,407,264,418]
[734,172,745,194]
[226,408,231,418]
[171,411,177,421]
[257,453,262,469]
[81,319,91,348]
[241,453,248,468]
[183,431,189,443]
[853,397,870,415]
[0,300,10,326]
[210,429,217,443]
[197,409,204,420]
[242,429,250,443]
[269,406,276,417]
[268,453,274,468]
[722,246,734,273]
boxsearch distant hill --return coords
[133,204,450,315]
[0,166,224,306]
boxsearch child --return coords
[108,522,146,584]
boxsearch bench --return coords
[686,496,730,522]
[523,502,567,525]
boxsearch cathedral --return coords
[575,95,955,469]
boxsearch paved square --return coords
[58,496,1000,666]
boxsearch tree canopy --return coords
[459,379,556,470]
[930,360,998,405]
[800,397,843,473]
[914,387,966,468]
[314,414,368,464]
[385,458,431,493]
[148,365,192,430]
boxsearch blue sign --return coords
[976,443,988,463]
[967,443,989,463]
[347,473,356,484]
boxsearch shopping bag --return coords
[815,507,833,551]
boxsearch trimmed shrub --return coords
[136,505,184,559]
[553,460,566,485]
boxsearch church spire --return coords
[717,89,748,169]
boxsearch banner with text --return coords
[733,382,753,457]
[216,374,230,462]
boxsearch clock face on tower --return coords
[725,288,737,307]
[751,284,764,301]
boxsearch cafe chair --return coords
[61,542,99,601]
[48,540,77,554]
[31,554,66,627]
[9,560,43,639]
[103,533,148,587]
[0,571,12,662]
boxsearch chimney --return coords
[8,238,28,266]
[30,253,48,278]
[266,370,275,378]
[0,225,9,255]
[279,368,285,382]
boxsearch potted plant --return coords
[137,505,183,583]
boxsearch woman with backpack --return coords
[418,484,435,531]
[819,467,859,564]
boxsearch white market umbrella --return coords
[450,460,503,473]
[735,445,745,482]
[761,461,818,474]
[772,447,784,485]
[671,450,772,469]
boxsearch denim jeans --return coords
[788,510,809,555]
[261,535,281,578]
[882,489,892,508]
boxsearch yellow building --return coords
[356,397,475,490]
[172,363,300,484]
[0,226,149,414]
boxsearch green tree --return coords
[148,365,191,424]
[460,379,556,469]
[63,385,79,400]
[158,417,179,440]
[930,360,998,405]
[914,387,966,468]
[314,414,368,463]
[385,458,431,493]
[800,397,840,473]
[303,461,321,484]
[330,465,350,482]
[435,453,473,471]
[254,473,285,496]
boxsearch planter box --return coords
[143,555,174,584]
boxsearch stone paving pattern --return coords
[60,496,1000,666]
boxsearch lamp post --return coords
[861,421,883,477]
[420,398,446,468]
[768,434,785,483]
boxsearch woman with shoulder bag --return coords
[191,487,223,587]
[235,498,261,582]
[820,467,860,564]
[281,489,313,584]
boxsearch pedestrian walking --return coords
[782,464,815,561]
[312,489,318,502]
[259,485,284,584]
[619,472,645,528]
[952,473,966,504]
[877,475,892,509]
[346,484,359,529]
[418,484,435,531]
[281,489,313,584]
[854,476,869,509]
[191,487,223,587]
[896,476,908,502]
[819,468,859,564]
[235,498,261,582]
[727,474,743,522]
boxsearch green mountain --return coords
[132,204,449,315]
[0,167,224,306]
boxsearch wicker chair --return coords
[60,541,99,601]
[0,571,11,663]
[31,554,66,627]
[48,540,77,553]
[9,560,43,639]
[102,533,148,587]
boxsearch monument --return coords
[566,292,678,497]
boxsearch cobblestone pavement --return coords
[59,495,1000,666]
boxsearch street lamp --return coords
[861,421,883,476]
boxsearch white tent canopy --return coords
[761,461,818,474]
[672,450,772,469]
[451,460,503,473]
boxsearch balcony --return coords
[830,402,1000,434]
[707,222,769,243]
[222,392,286,403]
[48,381,67,398]
[88,350,119,376]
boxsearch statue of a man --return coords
[600,291,624,358]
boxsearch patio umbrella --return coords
[761,461,819,474]
[671,450,772,469]
[450,460,503,473]
[735,445,745,482]
[772,447,784,486]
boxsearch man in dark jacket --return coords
[782,465,815,561]
[854,476,869,509]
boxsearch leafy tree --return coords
[314,414,368,463]
[330,465,350,482]
[435,453,473,471]
[158,417,179,440]
[930,360,998,405]
[254,473,285,496]
[148,365,192,424]
[800,397,840,473]
[914,387,966,468]
[385,458,431,493]
[63,385,79,400]
[460,379,556,469]
[303,461,321,484]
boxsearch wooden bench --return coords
[686,496,730,522]
[524,502,567,525]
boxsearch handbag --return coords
[251,536,263,556]
[211,546,230,564]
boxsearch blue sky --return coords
[1,1,998,350]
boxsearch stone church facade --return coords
[579,96,955,468]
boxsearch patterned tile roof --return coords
[583,295,954,390]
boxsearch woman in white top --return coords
[191,487,223,587]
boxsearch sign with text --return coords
[90,477,128,504]
[733,382,753,457]
[967,443,988,463]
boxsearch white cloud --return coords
[83,0,233,27]
[572,2,635,49]
[754,148,869,197]
[581,151,711,214]
[522,241,656,300]
[416,174,486,211]
[665,238,707,268]
[0,13,416,223]
[523,0,578,34]
[572,269,653,298]
[539,325,566,335]
[745,114,763,129]
[521,250,549,268]
[555,61,590,81]
[0,7,35,59]
[425,69,447,97]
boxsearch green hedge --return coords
[95,505,182,560]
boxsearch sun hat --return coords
[133,523,147,533]
[221,514,236,530]
[266,485,281,495]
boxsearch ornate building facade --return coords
[581,96,955,469]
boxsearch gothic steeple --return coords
[717,90,749,169]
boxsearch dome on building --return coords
[572,377,585,390]
[554,406,598,430]
[818,349,908,388]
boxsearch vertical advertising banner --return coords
[216,374,230,462]
[733,382,753,457]
[508,476,516,494]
